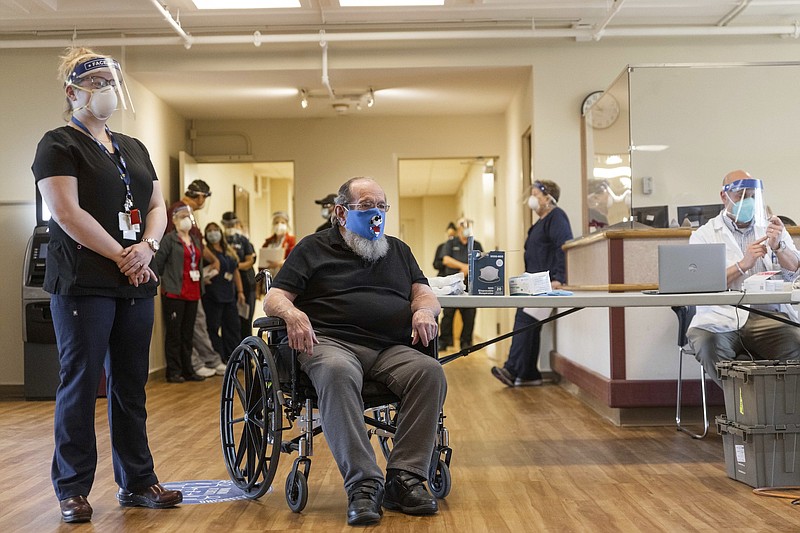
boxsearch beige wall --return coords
[189,115,507,242]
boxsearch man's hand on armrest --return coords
[411,308,438,347]
[264,287,318,355]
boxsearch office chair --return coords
[672,305,709,439]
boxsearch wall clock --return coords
[581,91,620,129]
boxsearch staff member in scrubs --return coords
[32,46,182,524]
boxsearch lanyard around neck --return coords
[71,116,134,213]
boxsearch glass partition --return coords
[583,69,631,233]
[582,62,800,236]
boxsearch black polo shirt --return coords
[442,237,483,276]
[271,227,428,350]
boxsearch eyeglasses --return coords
[347,202,390,212]
[79,76,118,90]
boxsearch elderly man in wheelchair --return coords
[261,177,447,526]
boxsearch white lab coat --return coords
[688,212,799,332]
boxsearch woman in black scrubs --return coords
[32,46,182,523]
[202,222,246,361]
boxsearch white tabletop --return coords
[437,290,800,309]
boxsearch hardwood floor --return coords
[2,351,799,532]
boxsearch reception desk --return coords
[512,227,799,425]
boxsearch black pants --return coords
[162,297,199,379]
[439,307,476,347]
[203,296,242,362]
[503,309,542,381]
[239,288,256,340]
[50,295,158,500]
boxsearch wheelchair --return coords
[219,315,453,513]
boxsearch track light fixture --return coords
[297,87,376,113]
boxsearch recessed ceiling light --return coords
[192,0,301,9]
[340,1,445,6]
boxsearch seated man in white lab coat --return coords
[687,169,800,387]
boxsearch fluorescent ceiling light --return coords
[192,0,301,9]
[340,1,445,6]
[630,144,669,152]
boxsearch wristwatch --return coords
[142,238,160,252]
[772,240,786,252]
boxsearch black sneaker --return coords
[347,480,383,526]
[491,366,516,387]
[383,470,437,515]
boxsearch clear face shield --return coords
[722,178,768,228]
[173,204,196,228]
[66,57,135,120]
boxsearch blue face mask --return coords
[730,197,755,223]
[344,207,385,241]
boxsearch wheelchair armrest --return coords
[254,316,286,333]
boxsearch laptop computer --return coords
[656,243,727,294]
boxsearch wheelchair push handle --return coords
[255,268,272,291]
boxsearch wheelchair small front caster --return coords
[428,458,451,499]
[286,469,309,512]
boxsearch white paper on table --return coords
[523,307,553,321]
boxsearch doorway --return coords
[397,156,498,350]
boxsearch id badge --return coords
[224,272,234,282]
[189,269,200,282]
[118,212,138,240]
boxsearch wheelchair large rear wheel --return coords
[220,336,283,499]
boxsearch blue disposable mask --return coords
[344,207,385,241]
[730,197,755,224]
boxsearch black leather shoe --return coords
[347,480,384,526]
[166,375,185,383]
[117,483,183,509]
[383,470,437,515]
[60,495,92,523]
[184,374,205,382]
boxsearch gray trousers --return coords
[191,299,224,371]
[687,313,800,388]
[297,336,447,492]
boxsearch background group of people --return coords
[157,179,303,383]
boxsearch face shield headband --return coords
[67,57,135,117]
[531,180,557,207]
[722,178,767,227]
